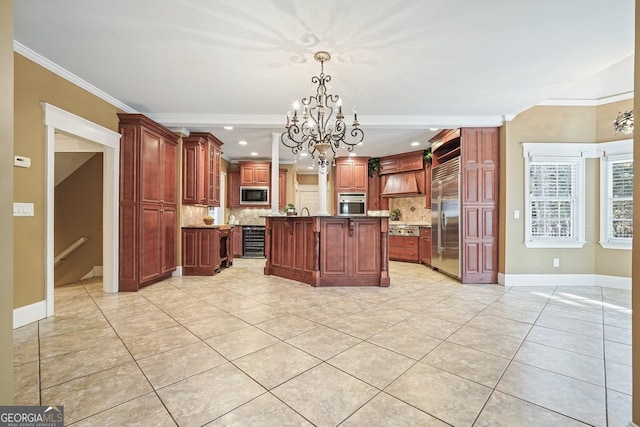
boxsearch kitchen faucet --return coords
[300,207,310,216]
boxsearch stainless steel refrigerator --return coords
[431,157,461,279]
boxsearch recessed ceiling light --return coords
[429,128,439,131]
[239,140,248,145]
[411,141,420,146]
[250,152,258,156]
[223,126,233,130]
[307,166,314,170]
[357,142,363,145]
[300,152,308,157]
[349,152,356,157]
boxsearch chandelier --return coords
[613,110,634,135]
[281,51,364,169]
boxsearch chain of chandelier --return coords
[281,51,364,170]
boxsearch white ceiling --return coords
[13,0,635,172]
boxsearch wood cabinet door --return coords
[196,229,217,271]
[182,229,198,269]
[352,161,368,191]
[255,165,270,185]
[352,219,381,275]
[232,226,243,257]
[210,144,221,206]
[271,219,292,269]
[161,208,177,274]
[367,174,380,211]
[228,171,241,207]
[182,143,201,205]
[419,228,431,265]
[140,206,162,284]
[240,167,254,186]
[161,137,178,206]
[379,158,399,175]
[335,162,354,192]
[320,218,349,277]
[240,163,270,185]
[141,129,162,204]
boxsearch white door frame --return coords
[42,103,120,317]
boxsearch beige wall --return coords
[54,154,103,286]
[14,53,121,308]
[0,0,14,404]
[596,99,634,142]
[632,2,639,423]
[501,105,631,278]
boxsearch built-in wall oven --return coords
[242,226,265,258]
[337,193,366,216]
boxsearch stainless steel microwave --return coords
[240,186,269,205]
[338,193,366,216]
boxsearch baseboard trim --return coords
[81,265,104,280]
[627,422,638,427]
[498,273,631,290]
[14,300,47,329]
[172,266,182,277]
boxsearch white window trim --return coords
[598,139,633,250]
[521,143,597,249]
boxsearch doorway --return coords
[296,184,320,215]
[43,103,120,317]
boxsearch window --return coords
[601,154,633,249]
[524,155,586,248]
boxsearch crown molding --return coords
[147,113,506,130]
[13,41,137,114]
[538,91,634,107]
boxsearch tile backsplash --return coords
[229,208,270,226]
[388,196,431,224]
[182,205,209,226]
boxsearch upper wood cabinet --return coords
[379,150,423,175]
[209,138,222,206]
[118,113,179,291]
[335,157,368,193]
[182,132,223,206]
[227,169,241,208]
[240,161,270,186]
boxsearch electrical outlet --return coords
[553,258,560,267]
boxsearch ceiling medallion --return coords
[613,110,634,135]
[281,51,364,172]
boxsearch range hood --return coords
[381,172,420,197]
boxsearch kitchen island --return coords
[264,216,390,287]
[182,225,233,275]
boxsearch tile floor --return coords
[13,259,632,426]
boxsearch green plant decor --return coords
[284,203,296,212]
[423,148,433,163]
[368,157,381,177]
[389,208,401,221]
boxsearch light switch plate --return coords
[13,202,34,216]
[14,155,31,168]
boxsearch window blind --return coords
[609,160,633,240]
[529,162,577,239]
